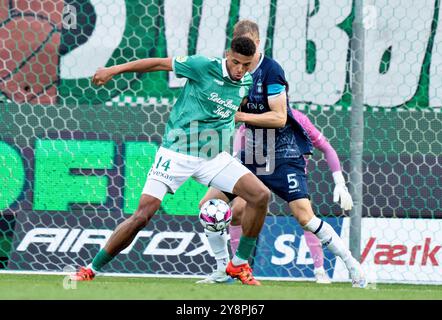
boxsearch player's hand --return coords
[235,112,247,123]
[333,183,353,211]
[92,67,116,86]
[332,171,353,211]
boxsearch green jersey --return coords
[162,55,253,158]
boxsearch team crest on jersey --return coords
[239,86,246,97]
[176,56,188,63]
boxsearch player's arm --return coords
[317,139,353,211]
[235,91,287,128]
[299,110,353,211]
[92,58,173,86]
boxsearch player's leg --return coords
[227,198,330,284]
[198,187,230,208]
[225,165,329,283]
[103,193,163,256]
[229,197,246,254]
[200,189,243,254]
[196,153,270,285]
[303,231,323,269]
[303,230,331,284]
[225,172,270,285]
[269,156,366,288]
[229,193,331,284]
[196,188,235,283]
[289,198,366,288]
[72,183,166,281]
[196,193,247,284]
[196,188,245,284]
[73,147,192,281]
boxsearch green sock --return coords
[91,249,114,272]
[235,236,257,260]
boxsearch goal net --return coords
[1,0,441,284]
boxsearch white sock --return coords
[303,216,354,268]
[216,258,229,273]
[205,229,229,272]
[232,255,248,266]
[314,266,325,273]
[87,263,99,274]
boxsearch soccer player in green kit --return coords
[72,36,268,285]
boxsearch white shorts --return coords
[142,147,251,199]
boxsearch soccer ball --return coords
[199,199,232,232]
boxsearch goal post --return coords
[349,0,365,261]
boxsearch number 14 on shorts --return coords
[155,156,172,172]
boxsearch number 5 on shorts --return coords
[155,156,171,172]
[287,173,299,190]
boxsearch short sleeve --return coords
[266,61,288,97]
[173,55,210,81]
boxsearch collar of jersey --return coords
[250,53,264,75]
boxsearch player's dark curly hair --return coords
[230,36,256,57]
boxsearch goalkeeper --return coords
[197,20,367,288]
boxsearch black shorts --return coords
[224,154,310,203]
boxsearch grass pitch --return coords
[0,274,441,300]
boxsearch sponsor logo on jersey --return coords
[208,92,239,118]
[247,102,265,111]
[207,92,238,110]
[214,105,233,119]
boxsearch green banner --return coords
[1,0,441,108]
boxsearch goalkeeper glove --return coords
[332,171,353,211]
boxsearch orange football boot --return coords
[226,261,261,286]
[71,267,96,281]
